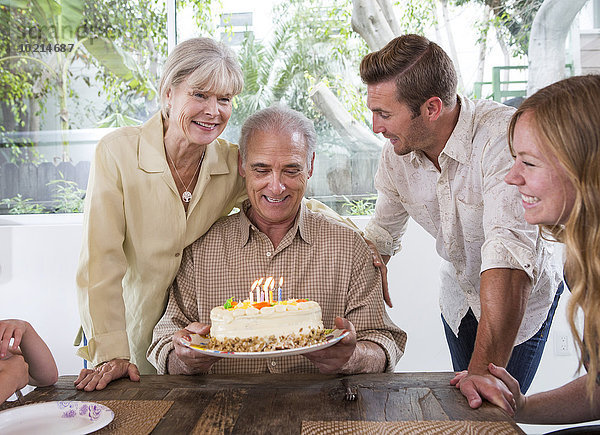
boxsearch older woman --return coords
[488,75,600,424]
[74,38,247,390]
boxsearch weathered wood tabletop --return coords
[5,372,524,434]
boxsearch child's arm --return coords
[0,354,29,403]
[0,319,58,386]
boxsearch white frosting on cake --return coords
[210,299,323,341]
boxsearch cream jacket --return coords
[76,112,246,373]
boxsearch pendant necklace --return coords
[166,148,205,203]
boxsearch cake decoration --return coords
[208,277,327,352]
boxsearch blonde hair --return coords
[158,37,243,118]
[508,75,600,399]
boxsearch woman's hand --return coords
[171,323,220,375]
[74,359,140,391]
[488,362,525,417]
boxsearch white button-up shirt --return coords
[364,96,560,344]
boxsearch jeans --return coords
[441,282,564,393]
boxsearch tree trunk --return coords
[432,2,443,48]
[309,82,383,153]
[351,0,396,51]
[309,0,400,151]
[376,0,401,36]
[475,6,491,89]
[439,0,464,92]
[527,0,587,95]
[496,30,510,91]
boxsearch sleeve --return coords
[363,145,410,257]
[75,139,130,367]
[147,246,199,374]
[480,132,538,280]
[345,234,407,372]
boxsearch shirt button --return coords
[271,360,277,366]
[524,263,531,268]
[266,252,272,257]
[175,253,180,257]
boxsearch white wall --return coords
[0,214,589,433]
[0,214,84,375]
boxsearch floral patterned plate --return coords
[182,328,350,359]
[0,401,114,434]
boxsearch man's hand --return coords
[364,239,392,308]
[303,317,356,374]
[450,368,516,416]
[170,323,220,375]
[74,359,140,391]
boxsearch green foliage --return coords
[0,194,45,214]
[85,0,167,120]
[5,142,43,164]
[96,112,141,127]
[0,0,167,158]
[342,195,377,216]
[181,0,224,36]
[395,0,437,34]
[47,173,85,213]
[454,0,543,57]
[231,0,369,141]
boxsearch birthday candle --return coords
[268,278,275,304]
[263,276,273,304]
[256,277,264,303]
[250,279,260,303]
[278,277,284,302]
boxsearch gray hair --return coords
[239,105,317,171]
[158,37,244,118]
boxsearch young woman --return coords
[493,75,600,423]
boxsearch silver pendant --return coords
[182,191,192,202]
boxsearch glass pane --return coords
[0,0,167,214]
[176,0,376,215]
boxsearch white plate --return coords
[183,328,350,359]
[0,401,114,435]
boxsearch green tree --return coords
[231,0,370,149]
[455,0,544,57]
[0,0,167,160]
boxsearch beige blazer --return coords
[76,112,246,373]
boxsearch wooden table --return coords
[4,372,524,434]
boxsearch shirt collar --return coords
[237,199,312,247]
[407,95,474,166]
[440,95,474,165]
[137,112,233,176]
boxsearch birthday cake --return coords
[209,298,326,352]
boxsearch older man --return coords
[360,34,562,411]
[148,106,406,375]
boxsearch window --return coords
[0,0,167,214]
[0,0,587,216]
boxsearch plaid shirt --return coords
[148,200,406,374]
